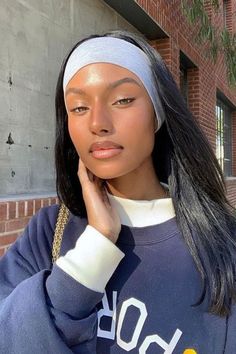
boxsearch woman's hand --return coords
[78,159,121,244]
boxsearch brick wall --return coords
[136,0,236,104]
[187,68,201,122]
[0,197,58,256]
[152,38,171,70]
[137,0,236,200]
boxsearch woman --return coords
[0,30,236,353]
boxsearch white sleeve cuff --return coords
[56,225,125,293]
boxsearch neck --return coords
[105,161,167,200]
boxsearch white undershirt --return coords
[107,192,175,227]
[56,192,176,293]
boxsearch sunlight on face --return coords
[65,63,156,180]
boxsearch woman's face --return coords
[65,63,156,180]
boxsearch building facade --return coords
[0,0,236,254]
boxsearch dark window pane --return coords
[180,66,188,105]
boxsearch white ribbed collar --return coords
[107,192,175,227]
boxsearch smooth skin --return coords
[65,63,167,243]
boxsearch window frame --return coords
[216,98,233,177]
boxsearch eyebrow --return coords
[65,77,141,96]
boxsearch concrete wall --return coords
[0,0,137,197]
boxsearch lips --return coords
[89,141,123,152]
[89,141,123,159]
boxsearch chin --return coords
[93,171,123,180]
[89,165,130,180]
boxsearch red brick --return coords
[0,203,8,221]
[0,248,4,257]
[0,221,6,233]
[42,199,49,207]
[5,218,29,233]
[27,200,34,216]
[18,201,26,218]
[35,199,41,213]
[0,233,18,247]
[50,198,57,205]
[8,202,16,219]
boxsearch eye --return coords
[70,106,89,113]
[113,97,135,105]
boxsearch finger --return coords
[78,159,92,184]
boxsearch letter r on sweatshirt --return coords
[97,291,117,340]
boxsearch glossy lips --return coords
[89,141,123,159]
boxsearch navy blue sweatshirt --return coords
[0,204,236,353]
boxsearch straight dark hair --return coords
[55,30,236,317]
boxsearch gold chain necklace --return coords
[52,203,70,263]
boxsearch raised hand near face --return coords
[78,159,121,244]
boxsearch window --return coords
[179,51,196,106]
[216,99,232,176]
[180,64,188,105]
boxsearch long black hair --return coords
[55,30,236,317]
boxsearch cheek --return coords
[137,114,155,155]
[124,109,155,148]
[68,118,85,154]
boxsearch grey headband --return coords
[63,37,165,130]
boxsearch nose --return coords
[89,102,113,136]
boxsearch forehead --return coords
[65,62,143,89]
